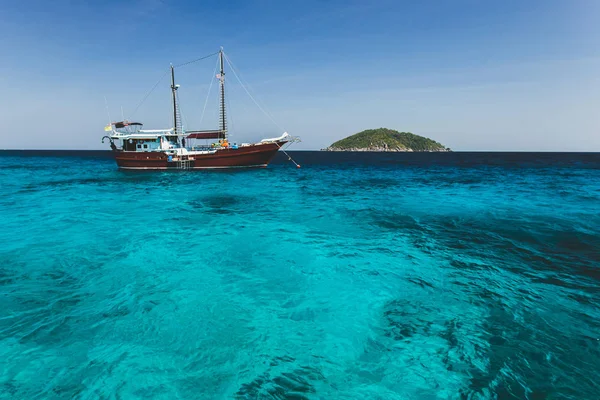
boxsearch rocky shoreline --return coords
[322,145,452,152]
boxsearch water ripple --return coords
[0,153,599,399]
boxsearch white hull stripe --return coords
[118,164,268,170]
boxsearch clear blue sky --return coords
[1,0,599,150]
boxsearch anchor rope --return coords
[276,141,301,168]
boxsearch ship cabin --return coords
[106,121,239,155]
[108,121,182,153]
[120,133,180,152]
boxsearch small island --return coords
[324,128,451,152]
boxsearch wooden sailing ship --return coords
[102,49,299,170]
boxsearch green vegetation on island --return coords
[325,128,451,152]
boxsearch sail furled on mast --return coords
[186,130,225,139]
[113,121,143,129]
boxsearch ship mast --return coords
[170,65,180,136]
[219,48,227,140]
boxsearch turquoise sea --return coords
[0,151,599,399]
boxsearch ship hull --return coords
[113,142,285,170]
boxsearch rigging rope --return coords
[174,51,220,68]
[104,96,112,124]
[225,85,234,139]
[176,91,187,133]
[129,68,170,119]
[199,55,220,127]
[129,52,219,119]
[223,52,285,133]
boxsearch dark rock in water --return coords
[197,194,241,209]
[188,194,258,214]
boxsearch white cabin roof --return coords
[110,129,185,140]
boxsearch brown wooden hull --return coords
[113,142,285,170]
